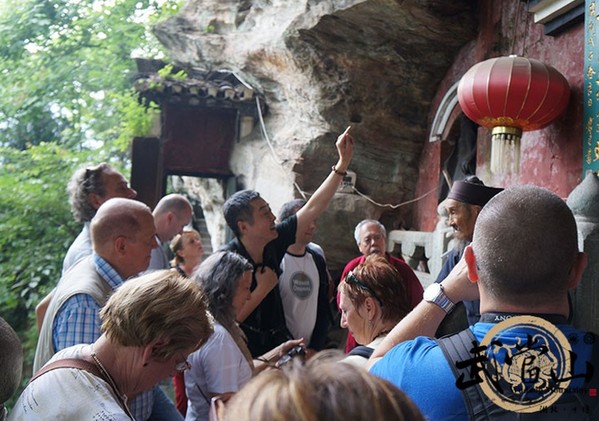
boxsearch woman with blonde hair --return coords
[170,228,204,277]
[9,270,213,420]
[338,254,410,366]
[222,353,424,421]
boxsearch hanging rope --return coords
[255,96,307,200]
[255,97,437,208]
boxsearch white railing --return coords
[387,222,454,289]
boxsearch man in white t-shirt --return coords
[278,199,332,352]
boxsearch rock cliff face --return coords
[153,0,476,272]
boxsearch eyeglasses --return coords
[345,271,383,306]
[175,359,192,372]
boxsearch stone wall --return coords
[152,0,477,272]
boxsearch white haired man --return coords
[339,219,424,352]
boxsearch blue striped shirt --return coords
[52,254,152,420]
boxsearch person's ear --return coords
[568,252,588,289]
[238,220,249,235]
[141,343,156,367]
[364,296,377,320]
[114,236,127,256]
[143,339,168,365]
[464,245,479,283]
[88,192,104,210]
[166,211,175,225]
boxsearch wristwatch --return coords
[423,283,455,314]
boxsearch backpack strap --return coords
[436,329,492,421]
[347,345,374,359]
[437,329,599,421]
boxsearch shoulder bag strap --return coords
[30,358,102,384]
[347,345,374,359]
[29,357,133,419]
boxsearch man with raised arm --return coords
[221,128,354,356]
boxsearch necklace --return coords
[90,345,134,420]
[370,328,392,343]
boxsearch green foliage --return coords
[0,0,181,405]
[158,63,188,81]
[0,0,180,150]
[115,90,160,149]
[0,142,130,406]
[0,144,93,355]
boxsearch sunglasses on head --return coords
[346,271,383,306]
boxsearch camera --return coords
[275,345,305,368]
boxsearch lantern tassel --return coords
[490,126,522,174]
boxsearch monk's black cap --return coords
[447,180,503,207]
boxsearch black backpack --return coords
[436,328,599,420]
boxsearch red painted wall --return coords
[412,0,584,231]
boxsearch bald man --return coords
[34,198,160,420]
[147,193,194,271]
[35,163,137,332]
[370,186,597,420]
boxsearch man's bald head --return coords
[91,198,157,278]
[91,198,152,249]
[153,193,193,242]
[472,185,579,306]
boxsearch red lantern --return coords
[457,56,570,173]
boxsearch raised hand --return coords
[335,125,354,171]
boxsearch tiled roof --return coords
[133,59,267,117]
